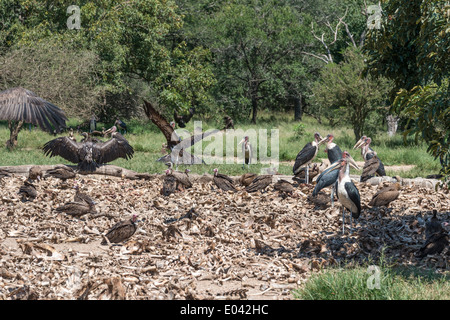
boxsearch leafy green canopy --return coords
[364,0,450,182]
[0,0,215,117]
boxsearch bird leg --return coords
[306,165,309,185]
[349,210,353,235]
[342,207,345,235]
[331,186,335,208]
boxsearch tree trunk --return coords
[251,96,258,124]
[6,120,24,149]
[386,114,399,137]
[294,95,303,121]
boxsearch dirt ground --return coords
[0,169,448,300]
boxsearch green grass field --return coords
[0,113,442,178]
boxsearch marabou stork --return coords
[239,136,252,169]
[114,118,127,134]
[353,136,386,178]
[324,134,343,164]
[293,132,327,184]
[312,151,359,207]
[329,158,361,234]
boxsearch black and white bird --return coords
[329,158,361,234]
[238,136,252,169]
[312,151,359,207]
[323,134,343,165]
[293,132,327,184]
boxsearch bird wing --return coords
[43,137,83,164]
[214,176,236,191]
[162,175,178,196]
[361,155,380,181]
[0,87,67,132]
[94,135,134,164]
[245,175,272,193]
[312,168,339,196]
[104,220,136,243]
[344,181,361,218]
[142,99,178,148]
[173,129,220,151]
[293,142,316,174]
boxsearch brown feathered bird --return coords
[101,215,138,245]
[43,126,134,172]
[245,175,273,193]
[293,163,319,183]
[368,182,401,207]
[416,210,449,258]
[165,163,192,190]
[55,201,96,218]
[18,180,37,201]
[274,179,295,198]
[239,173,258,187]
[360,153,382,182]
[223,116,235,130]
[73,184,95,205]
[44,166,77,181]
[28,166,43,182]
[213,168,236,192]
[161,169,178,196]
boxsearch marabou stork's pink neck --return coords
[338,159,350,182]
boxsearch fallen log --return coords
[0,164,156,180]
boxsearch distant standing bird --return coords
[330,158,361,234]
[115,118,127,134]
[213,168,236,192]
[324,134,343,164]
[293,132,327,184]
[239,136,252,169]
[368,182,401,208]
[245,175,273,193]
[90,114,97,133]
[223,116,235,130]
[101,215,138,245]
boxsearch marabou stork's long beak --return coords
[347,155,360,170]
[238,138,245,146]
[317,136,328,146]
[353,137,365,150]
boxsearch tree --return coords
[364,0,450,182]
[311,47,392,139]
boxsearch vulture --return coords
[245,175,273,193]
[293,163,320,184]
[368,182,401,208]
[416,211,448,258]
[55,200,97,218]
[28,166,43,182]
[42,125,134,172]
[213,168,236,192]
[165,163,193,190]
[174,107,195,128]
[142,99,218,165]
[239,136,252,169]
[293,132,327,184]
[101,215,138,245]
[161,169,178,196]
[239,173,258,187]
[273,179,295,197]
[18,180,37,201]
[44,166,77,180]
[360,152,383,182]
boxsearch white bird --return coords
[239,136,252,169]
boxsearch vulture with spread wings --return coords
[142,99,219,166]
[42,126,134,172]
[0,87,67,148]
